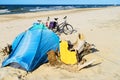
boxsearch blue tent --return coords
[2,23,59,72]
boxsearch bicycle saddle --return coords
[63,16,67,19]
[54,18,58,21]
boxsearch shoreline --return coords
[0,7,113,22]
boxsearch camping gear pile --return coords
[1,22,95,72]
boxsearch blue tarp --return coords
[2,23,59,72]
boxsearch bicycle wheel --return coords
[63,24,73,35]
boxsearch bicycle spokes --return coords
[63,24,73,35]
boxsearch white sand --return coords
[0,7,120,80]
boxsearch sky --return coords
[0,0,120,5]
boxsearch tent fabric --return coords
[2,23,59,72]
[60,40,77,64]
[29,23,48,30]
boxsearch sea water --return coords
[0,4,119,15]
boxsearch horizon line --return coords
[0,4,120,5]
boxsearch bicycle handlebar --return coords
[53,16,67,20]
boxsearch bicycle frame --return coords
[56,17,67,31]
[47,16,73,35]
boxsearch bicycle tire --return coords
[63,24,73,35]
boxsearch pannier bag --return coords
[49,21,57,29]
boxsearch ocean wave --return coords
[0,9,10,14]
[29,7,49,12]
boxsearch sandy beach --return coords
[0,6,120,80]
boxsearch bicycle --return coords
[47,16,73,35]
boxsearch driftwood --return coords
[0,44,12,56]
[47,33,96,71]
[78,59,96,70]
[67,33,96,71]
[68,33,95,63]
